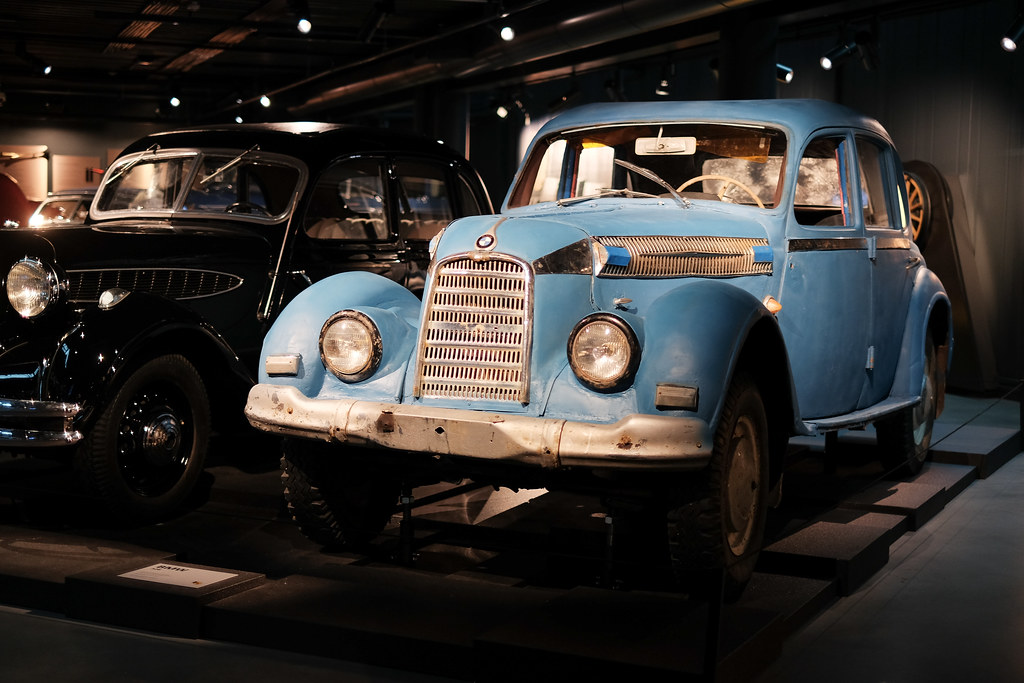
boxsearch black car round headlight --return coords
[567,313,640,392]
[319,310,382,382]
[6,258,60,318]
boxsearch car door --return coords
[854,134,916,406]
[779,131,873,419]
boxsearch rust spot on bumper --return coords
[376,411,396,433]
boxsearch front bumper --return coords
[245,384,714,471]
[0,399,83,447]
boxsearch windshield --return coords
[508,123,787,210]
[94,149,302,220]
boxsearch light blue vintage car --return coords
[245,99,951,597]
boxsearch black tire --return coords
[667,373,769,601]
[281,438,400,548]
[76,354,210,520]
[876,336,938,476]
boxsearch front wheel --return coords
[76,354,210,521]
[876,336,939,476]
[667,373,769,600]
[281,438,401,548]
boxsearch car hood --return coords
[0,221,273,273]
[435,199,774,266]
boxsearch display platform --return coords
[0,394,1018,681]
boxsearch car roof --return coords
[536,99,891,144]
[117,121,465,168]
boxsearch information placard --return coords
[118,563,238,589]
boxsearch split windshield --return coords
[94,149,302,219]
[508,123,787,209]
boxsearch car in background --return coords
[245,100,952,599]
[27,188,96,227]
[0,121,492,520]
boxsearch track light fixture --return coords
[289,0,312,34]
[654,62,675,97]
[776,64,794,83]
[260,94,271,107]
[16,41,52,76]
[820,42,857,70]
[499,25,515,41]
[1002,13,1024,51]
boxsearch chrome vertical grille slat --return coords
[415,254,532,403]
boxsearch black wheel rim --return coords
[115,382,193,497]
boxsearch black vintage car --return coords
[0,121,492,519]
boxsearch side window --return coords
[855,136,893,228]
[455,173,485,216]
[304,158,388,241]
[795,136,852,227]
[394,158,454,241]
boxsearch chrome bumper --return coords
[245,384,713,471]
[0,399,83,447]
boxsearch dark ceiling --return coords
[0,0,969,126]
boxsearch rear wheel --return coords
[667,373,768,600]
[877,336,938,476]
[281,438,401,547]
[76,354,210,521]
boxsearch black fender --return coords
[42,292,253,433]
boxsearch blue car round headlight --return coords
[567,313,640,392]
[319,310,382,382]
[6,257,60,318]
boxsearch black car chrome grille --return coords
[415,254,532,403]
[66,268,243,303]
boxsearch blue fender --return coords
[889,268,953,401]
[43,291,248,428]
[634,279,796,433]
[257,271,422,401]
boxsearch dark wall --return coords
[778,0,1023,386]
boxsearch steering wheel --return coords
[225,201,270,216]
[676,174,764,208]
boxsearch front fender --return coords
[634,279,785,431]
[890,267,953,402]
[257,271,422,400]
[44,291,246,427]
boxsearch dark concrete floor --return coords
[0,393,1019,682]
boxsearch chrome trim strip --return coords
[787,237,868,252]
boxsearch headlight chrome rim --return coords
[319,310,382,382]
[6,257,62,318]
[567,313,640,392]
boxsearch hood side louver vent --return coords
[67,268,243,303]
[597,235,772,278]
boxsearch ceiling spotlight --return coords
[1001,14,1024,51]
[654,79,670,96]
[499,25,515,41]
[654,62,675,97]
[169,96,181,107]
[289,0,312,34]
[496,104,510,119]
[235,115,244,123]
[776,63,794,83]
[260,94,271,107]
[820,41,858,70]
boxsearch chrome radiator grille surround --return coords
[66,268,243,303]
[414,253,532,403]
[597,235,772,277]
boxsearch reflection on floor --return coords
[0,392,1019,681]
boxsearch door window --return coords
[304,158,388,241]
[394,158,454,241]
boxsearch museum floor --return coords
[0,392,1020,682]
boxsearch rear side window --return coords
[394,158,454,241]
[304,158,388,241]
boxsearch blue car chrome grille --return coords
[66,268,243,303]
[414,254,532,403]
[597,235,772,277]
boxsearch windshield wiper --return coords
[556,187,659,207]
[105,143,160,184]
[199,144,259,186]
[613,159,690,208]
